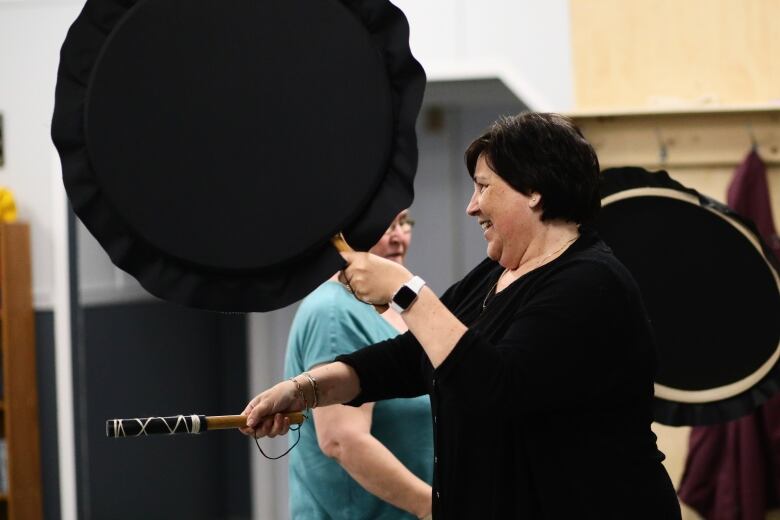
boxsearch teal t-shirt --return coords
[284,282,433,520]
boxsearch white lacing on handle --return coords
[112,415,202,436]
[132,415,193,436]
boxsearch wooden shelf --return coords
[565,103,780,119]
[566,107,780,169]
[0,222,43,520]
[564,105,780,233]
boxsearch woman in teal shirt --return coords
[283,210,433,519]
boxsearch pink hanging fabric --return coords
[678,148,780,519]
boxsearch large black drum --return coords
[52,0,425,312]
[596,167,780,426]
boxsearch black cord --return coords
[342,273,375,307]
[253,417,306,460]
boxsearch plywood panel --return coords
[570,0,780,109]
[574,111,780,168]
[570,109,780,231]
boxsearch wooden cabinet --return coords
[0,222,42,520]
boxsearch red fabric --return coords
[726,149,780,261]
[678,149,780,519]
[678,393,780,519]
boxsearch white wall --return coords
[395,0,574,110]
[247,305,298,520]
[0,1,83,309]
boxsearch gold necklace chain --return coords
[481,234,578,313]
[482,269,509,312]
[530,235,578,270]
[481,269,507,312]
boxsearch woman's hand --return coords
[239,380,302,438]
[339,251,412,305]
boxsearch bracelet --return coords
[289,377,309,410]
[302,372,320,409]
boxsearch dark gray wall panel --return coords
[78,302,249,520]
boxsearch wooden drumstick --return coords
[330,233,389,313]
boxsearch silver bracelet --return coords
[302,372,320,408]
[289,377,309,410]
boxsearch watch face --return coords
[393,285,417,310]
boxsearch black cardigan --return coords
[337,229,682,519]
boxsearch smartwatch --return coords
[390,276,426,313]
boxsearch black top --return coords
[337,229,682,519]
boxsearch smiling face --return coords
[466,155,540,268]
[368,210,413,265]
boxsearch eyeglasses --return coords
[384,216,415,235]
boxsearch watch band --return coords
[390,275,426,313]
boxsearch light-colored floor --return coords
[653,423,780,520]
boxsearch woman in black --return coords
[242,113,682,519]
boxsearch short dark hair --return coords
[464,112,601,224]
